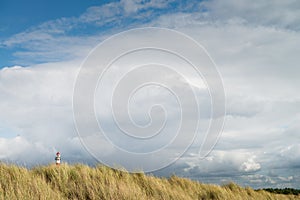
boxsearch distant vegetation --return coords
[0,163,299,199]
[261,188,300,196]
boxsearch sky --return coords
[0,0,300,189]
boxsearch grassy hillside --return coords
[0,163,299,200]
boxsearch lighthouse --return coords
[55,152,61,166]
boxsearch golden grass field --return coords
[0,163,299,200]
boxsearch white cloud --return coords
[182,150,261,175]
[240,156,261,172]
[146,1,300,188]
[0,62,93,165]
[199,0,300,30]
[0,136,30,159]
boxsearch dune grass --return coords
[0,163,299,200]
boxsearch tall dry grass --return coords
[0,163,298,200]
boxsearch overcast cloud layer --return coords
[0,0,300,188]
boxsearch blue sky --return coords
[0,0,189,67]
[0,0,113,66]
[0,0,112,36]
[0,0,300,189]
